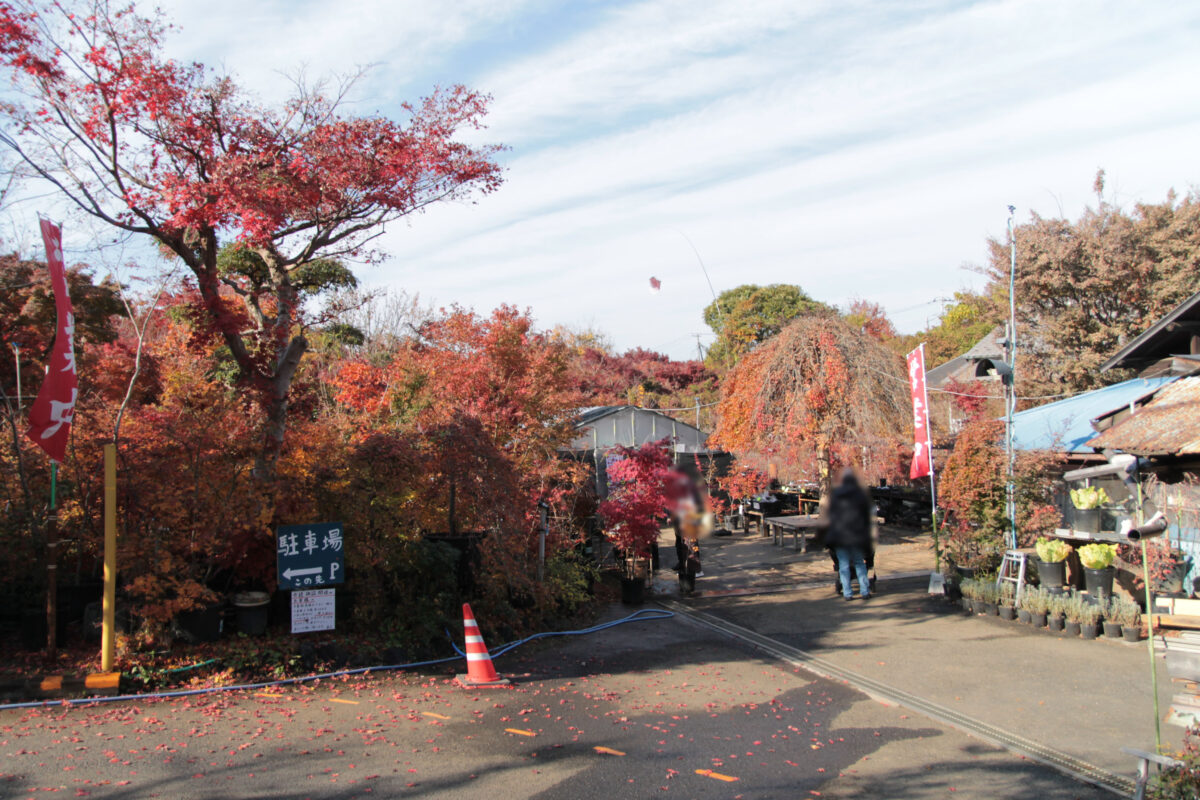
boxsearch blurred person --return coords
[825,468,873,601]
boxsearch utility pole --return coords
[1005,205,1018,550]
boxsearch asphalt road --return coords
[0,603,1107,800]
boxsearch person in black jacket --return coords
[825,468,873,600]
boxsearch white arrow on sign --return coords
[283,567,323,580]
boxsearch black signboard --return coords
[277,522,344,590]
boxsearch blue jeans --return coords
[835,546,869,598]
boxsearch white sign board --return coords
[291,588,336,634]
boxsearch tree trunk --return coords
[253,334,308,483]
[817,438,833,508]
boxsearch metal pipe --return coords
[1136,482,1162,753]
[102,444,117,671]
[1006,206,1018,550]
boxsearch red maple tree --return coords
[0,0,502,485]
[598,440,688,561]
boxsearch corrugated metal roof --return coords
[1011,377,1177,453]
[1087,377,1200,455]
[574,406,623,427]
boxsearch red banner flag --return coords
[906,345,932,479]
[26,219,77,462]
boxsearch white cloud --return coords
[152,0,1200,359]
[162,0,541,104]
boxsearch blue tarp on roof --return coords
[1011,377,1177,452]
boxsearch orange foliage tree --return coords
[711,314,909,500]
[325,305,592,633]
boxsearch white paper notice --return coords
[291,588,336,634]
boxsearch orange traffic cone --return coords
[455,603,510,688]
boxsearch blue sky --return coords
[159,0,1200,359]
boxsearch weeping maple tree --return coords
[711,313,909,500]
[0,0,503,484]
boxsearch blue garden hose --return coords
[447,608,674,659]
[0,608,674,711]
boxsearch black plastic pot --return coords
[1048,615,1064,632]
[999,606,1016,621]
[1065,621,1081,637]
[1073,507,1100,534]
[620,577,645,606]
[1081,623,1099,640]
[1083,567,1115,599]
[178,603,223,643]
[233,591,270,636]
[1032,612,1047,628]
[984,603,998,616]
[1123,625,1141,643]
[1036,559,1066,589]
[1017,609,1031,624]
[1103,621,1123,638]
[1154,559,1188,595]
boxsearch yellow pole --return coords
[101,443,117,672]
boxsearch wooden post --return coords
[101,443,117,672]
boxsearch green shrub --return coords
[1101,597,1121,622]
[1061,593,1084,623]
[1021,586,1049,614]
[1070,486,1110,509]
[1078,543,1117,570]
[1118,599,1142,628]
[1035,537,1072,563]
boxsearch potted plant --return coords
[1063,593,1083,637]
[1047,593,1066,632]
[980,582,999,616]
[959,578,977,614]
[1147,538,1190,596]
[1101,598,1123,638]
[599,442,689,605]
[1016,587,1032,624]
[1069,486,1110,534]
[1078,542,1118,599]
[1119,600,1142,642]
[1024,586,1049,627]
[1034,537,1072,589]
[1079,600,1101,640]
[999,583,1017,620]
